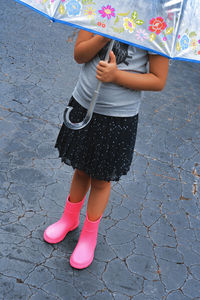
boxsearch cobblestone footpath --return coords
[1,1,200,300]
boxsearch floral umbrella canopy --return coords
[14,0,200,129]
[15,0,200,62]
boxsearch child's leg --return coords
[70,178,111,269]
[87,178,111,221]
[69,169,91,203]
[43,169,90,244]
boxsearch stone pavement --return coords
[1,1,200,299]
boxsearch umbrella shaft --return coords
[87,39,115,114]
[63,39,115,130]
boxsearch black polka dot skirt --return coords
[55,96,138,182]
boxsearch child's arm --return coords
[96,51,169,91]
[74,30,110,64]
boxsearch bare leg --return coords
[87,178,111,221]
[69,177,111,269]
[43,169,90,244]
[69,169,91,203]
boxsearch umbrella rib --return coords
[170,0,185,58]
[52,0,62,20]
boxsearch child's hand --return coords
[96,51,118,83]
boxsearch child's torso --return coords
[73,42,150,117]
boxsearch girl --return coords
[43,30,169,269]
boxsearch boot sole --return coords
[43,223,79,244]
[69,255,94,269]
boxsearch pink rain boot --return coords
[70,213,102,269]
[43,195,85,244]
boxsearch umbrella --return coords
[14,0,200,129]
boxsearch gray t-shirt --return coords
[73,42,154,117]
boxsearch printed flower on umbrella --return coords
[191,38,198,50]
[65,0,82,17]
[149,17,167,35]
[167,10,174,21]
[180,34,190,50]
[123,17,136,33]
[36,0,47,4]
[136,29,148,41]
[98,5,115,20]
[85,6,96,19]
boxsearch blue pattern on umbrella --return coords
[65,0,82,17]
[180,35,190,50]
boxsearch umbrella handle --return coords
[63,39,115,130]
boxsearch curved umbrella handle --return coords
[63,39,115,130]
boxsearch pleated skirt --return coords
[55,96,138,182]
